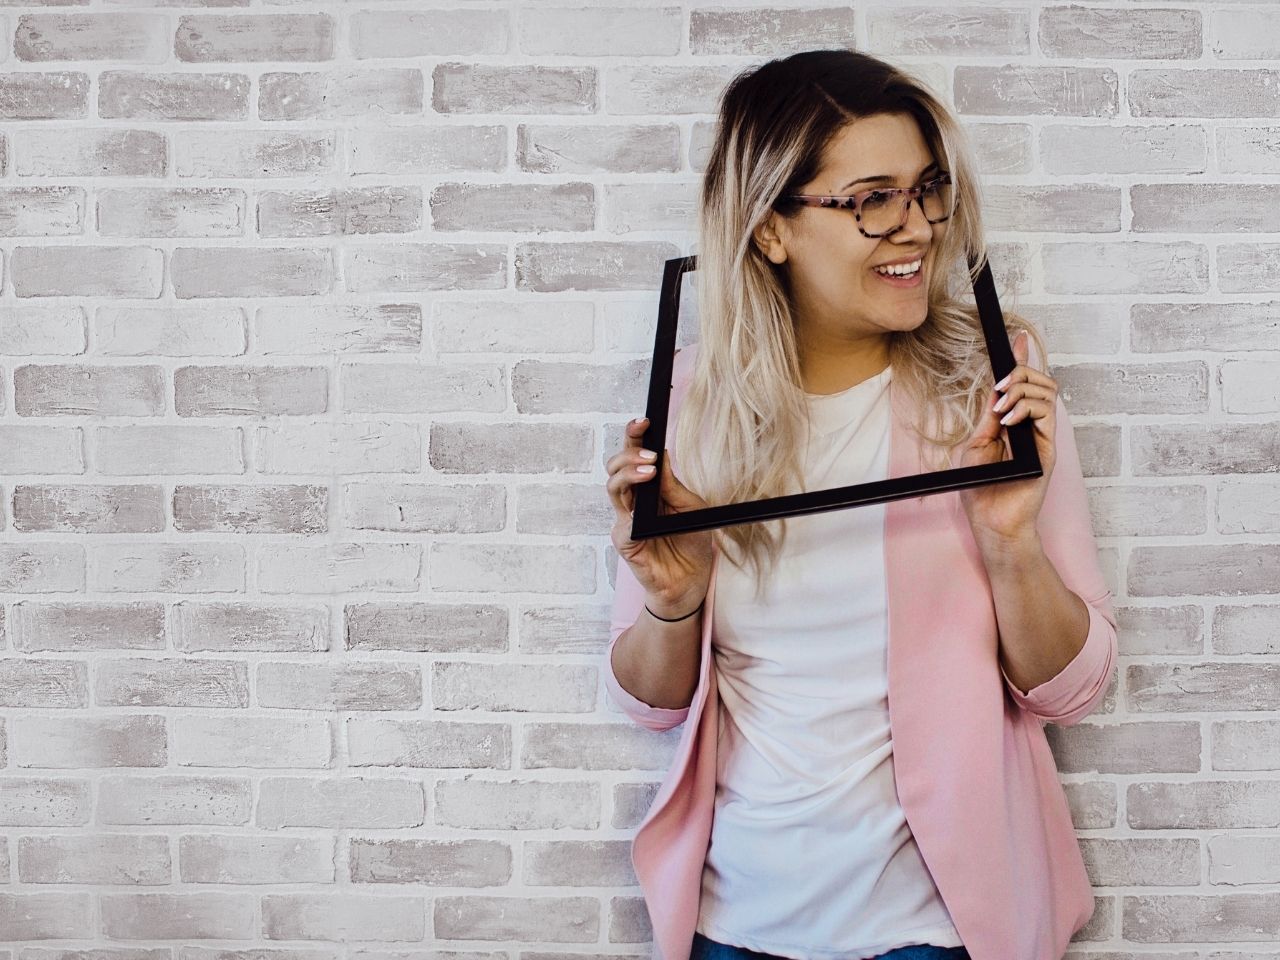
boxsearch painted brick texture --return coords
[0,2,1278,956]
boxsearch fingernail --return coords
[994,374,1010,391]
[639,449,656,459]
[1000,410,1014,425]
[637,464,656,474]
[992,394,1008,413]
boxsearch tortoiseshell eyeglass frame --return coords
[780,171,954,239]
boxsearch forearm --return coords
[978,530,1091,696]
[610,592,705,710]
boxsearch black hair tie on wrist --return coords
[645,598,705,622]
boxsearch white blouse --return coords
[696,364,965,959]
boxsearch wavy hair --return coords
[675,49,1048,602]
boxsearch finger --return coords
[997,396,1055,428]
[993,363,1056,393]
[968,385,1006,446]
[1012,329,1029,367]
[992,381,1056,415]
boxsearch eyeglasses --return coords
[781,171,954,239]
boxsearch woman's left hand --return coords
[958,329,1058,549]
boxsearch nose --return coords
[889,193,933,243]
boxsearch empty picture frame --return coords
[629,252,1042,541]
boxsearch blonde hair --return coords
[676,49,1048,602]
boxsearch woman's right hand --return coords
[606,416,715,617]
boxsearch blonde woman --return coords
[604,50,1117,960]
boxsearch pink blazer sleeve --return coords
[997,336,1119,727]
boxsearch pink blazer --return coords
[605,340,1118,960]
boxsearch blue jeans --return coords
[690,930,970,960]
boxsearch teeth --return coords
[875,259,921,276]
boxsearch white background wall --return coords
[0,0,1278,955]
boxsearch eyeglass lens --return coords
[861,177,953,236]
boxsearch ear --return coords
[753,211,789,265]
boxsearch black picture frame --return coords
[629,252,1042,540]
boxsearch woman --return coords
[604,50,1117,960]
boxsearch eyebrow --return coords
[840,159,940,192]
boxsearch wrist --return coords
[645,590,706,622]
[975,527,1043,571]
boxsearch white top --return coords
[696,364,965,959]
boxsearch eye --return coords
[862,189,892,206]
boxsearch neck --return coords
[797,331,892,396]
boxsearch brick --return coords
[172,484,328,534]
[0,893,92,939]
[0,424,82,475]
[344,482,503,534]
[257,662,421,711]
[341,363,502,414]
[344,601,508,654]
[94,659,249,707]
[435,777,599,830]
[432,63,594,114]
[173,716,332,768]
[604,64,739,115]
[99,71,249,121]
[1210,7,1280,59]
[0,778,90,826]
[1129,663,1280,712]
[97,187,245,238]
[434,894,598,941]
[954,65,1118,116]
[1124,892,1280,942]
[349,838,511,884]
[173,602,330,653]
[518,123,679,173]
[96,306,246,358]
[1128,780,1280,829]
[1133,423,1280,476]
[430,543,593,595]
[521,722,682,771]
[343,242,506,292]
[0,72,89,120]
[257,542,418,594]
[432,661,596,712]
[101,892,255,939]
[257,776,424,829]
[257,185,420,237]
[1042,242,1207,294]
[604,181,703,235]
[434,299,590,354]
[351,9,509,58]
[427,422,592,474]
[522,6,678,55]
[11,484,165,533]
[1213,603,1280,655]
[430,181,593,232]
[0,186,84,236]
[1129,545,1280,597]
[1129,69,1280,118]
[1218,126,1280,174]
[174,365,327,417]
[1212,719,1280,770]
[1220,359,1280,414]
[178,834,334,883]
[867,6,1029,56]
[174,129,335,178]
[10,601,165,652]
[15,364,164,416]
[255,303,421,354]
[18,835,170,884]
[1131,301,1280,353]
[91,543,245,593]
[260,69,422,120]
[11,715,166,768]
[1114,604,1203,656]
[175,14,334,62]
[262,894,426,940]
[96,424,246,472]
[13,128,166,177]
[1220,479,1280,534]
[1054,362,1207,415]
[688,7,857,56]
[1207,834,1280,884]
[0,659,87,708]
[12,246,162,298]
[524,838,633,886]
[1132,183,1280,233]
[515,240,679,291]
[16,13,168,62]
[257,421,419,474]
[350,125,504,175]
[346,718,511,768]
[1219,242,1280,292]
[98,776,251,826]
[171,247,332,298]
[1039,6,1201,59]
[0,304,85,356]
[1044,721,1201,774]
[0,544,85,594]
[1076,838,1200,887]
[1041,123,1206,175]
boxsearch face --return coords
[754,111,949,349]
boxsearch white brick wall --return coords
[0,1,1277,954]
